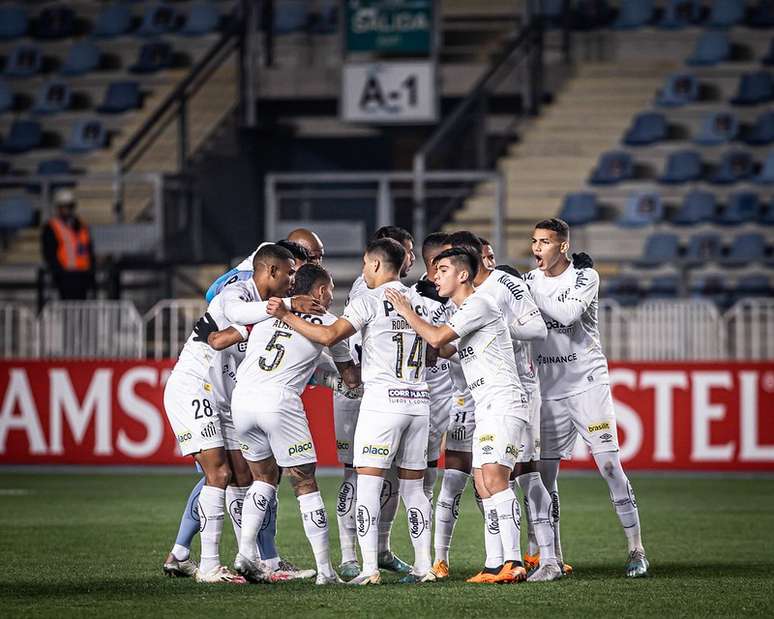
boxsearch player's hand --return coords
[291,295,325,315]
[193,312,219,343]
[267,297,288,318]
[572,252,594,269]
[384,289,413,318]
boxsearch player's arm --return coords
[384,289,458,349]
[509,293,547,341]
[208,327,245,351]
[222,287,325,326]
[192,312,247,350]
[530,270,599,325]
[330,337,361,388]
[438,344,457,358]
[267,298,356,346]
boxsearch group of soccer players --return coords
[160,219,650,585]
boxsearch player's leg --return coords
[223,412,252,545]
[516,462,562,582]
[377,465,410,573]
[466,468,504,583]
[163,475,205,577]
[333,398,359,577]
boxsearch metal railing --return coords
[726,298,774,361]
[0,303,37,358]
[144,299,207,360]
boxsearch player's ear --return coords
[269,263,279,278]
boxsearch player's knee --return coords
[207,463,231,488]
[287,464,318,495]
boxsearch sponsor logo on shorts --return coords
[387,388,430,401]
[407,507,425,539]
[600,432,614,444]
[479,434,495,443]
[336,440,350,452]
[362,443,390,457]
[337,481,354,516]
[588,422,611,433]
[481,445,494,455]
[456,398,466,407]
[177,431,192,444]
[228,499,243,527]
[356,505,371,536]
[505,444,521,457]
[203,382,212,392]
[288,441,314,457]
[200,421,218,439]
[239,442,250,452]
[310,508,328,529]
[449,425,469,442]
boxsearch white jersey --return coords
[524,265,609,400]
[443,301,474,409]
[447,292,528,421]
[341,280,429,415]
[411,279,454,406]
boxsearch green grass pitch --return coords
[1,472,773,617]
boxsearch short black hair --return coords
[372,225,414,246]
[365,237,406,274]
[253,243,295,271]
[422,232,449,255]
[446,231,483,264]
[276,239,309,263]
[534,217,569,240]
[293,263,331,295]
[478,236,491,247]
[432,247,478,283]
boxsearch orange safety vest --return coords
[49,216,92,271]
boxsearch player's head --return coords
[252,243,296,297]
[446,231,483,270]
[276,239,309,267]
[292,263,334,309]
[478,236,496,272]
[373,225,415,277]
[422,232,450,279]
[432,247,478,297]
[532,217,570,273]
[362,238,406,288]
[287,228,324,264]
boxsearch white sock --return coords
[171,543,189,562]
[399,477,433,575]
[521,488,540,556]
[423,466,439,502]
[491,488,521,565]
[197,485,226,574]
[480,495,503,569]
[336,468,358,564]
[517,472,556,564]
[378,467,399,555]
[225,485,248,546]
[298,491,335,578]
[433,469,469,564]
[594,452,644,553]
[239,481,276,563]
[539,460,564,564]
[356,473,383,573]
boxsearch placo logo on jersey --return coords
[336,440,350,452]
[362,443,390,457]
[288,441,314,457]
[588,422,611,433]
[176,431,192,445]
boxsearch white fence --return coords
[1,298,773,360]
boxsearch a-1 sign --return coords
[341,61,437,124]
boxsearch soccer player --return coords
[525,217,649,578]
[385,247,533,585]
[207,263,359,585]
[268,238,434,585]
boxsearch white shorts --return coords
[472,415,527,470]
[163,371,224,456]
[353,410,429,470]
[219,408,242,452]
[231,387,317,467]
[445,397,476,453]
[427,394,453,463]
[540,383,619,459]
[517,392,541,463]
[333,392,361,465]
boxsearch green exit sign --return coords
[346,0,434,55]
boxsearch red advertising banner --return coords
[0,361,773,470]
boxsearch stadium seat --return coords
[275,1,308,34]
[623,112,668,146]
[720,233,767,266]
[694,111,738,145]
[754,150,774,183]
[762,39,774,65]
[716,192,761,225]
[683,233,723,266]
[34,5,75,40]
[671,190,717,225]
[97,81,141,113]
[64,119,106,153]
[749,1,774,27]
[0,161,10,176]
[635,233,680,267]
[0,120,41,153]
[612,0,653,28]
[308,0,338,34]
[136,4,177,38]
[607,276,641,306]
[3,45,42,78]
[558,192,599,226]
[760,198,774,224]
[32,81,71,115]
[589,151,633,185]
[689,274,728,307]
[659,150,703,183]
[708,0,746,28]
[0,196,34,231]
[36,158,74,176]
[60,41,101,76]
[730,71,774,105]
[659,0,702,28]
[572,0,614,30]
[733,274,772,300]
[129,41,173,74]
[686,31,730,66]
[0,4,28,40]
[0,80,12,114]
[93,3,132,38]
[648,274,680,299]
[743,111,774,145]
[179,2,220,36]
[709,150,754,184]
[618,192,663,227]
[656,73,699,107]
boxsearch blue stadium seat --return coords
[618,192,663,227]
[0,120,41,153]
[60,41,101,76]
[572,0,614,29]
[659,150,703,183]
[0,80,12,113]
[0,196,34,231]
[763,38,774,65]
[136,4,177,38]
[750,1,774,27]
[659,0,702,28]
[3,45,42,78]
[623,112,667,146]
[710,150,754,184]
[558,192,599,226]
[686,31,730,66]
[683,233,723,266]
[656,73,699,107]
[734,274,772,300]
[730,71,774,105]
[612,0,653,28]
[309,0,338,34]
[759,197,774,225]
[754,150,774,183]
[636,233,680,267]
[743,111,774,145]
[179,2,220,36]
[708,0,746,28]
[720,233,767,267]
[93,3,132,38]
[589,150,633,185]
[648,275,680,299]
[32,81,71,115]
[37,158,74,176]
[0,5,28,40]
[129,41,173,74]
[97,81,141,113]
[694,111,738,145]
[671,190,717,225]
[64,119,106,153]
[275,1,308,34]
[716,192,761,225]
[689,274,729,307]
[34,5,75,40]
[607,276,641,306]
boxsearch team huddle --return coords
[160,220,650,585]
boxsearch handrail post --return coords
[265,175,277,242]
[113,161,124,222]
[412,154,426,245]
[178,98,189,171]
[476,97,488,168]
[377,177,392,228]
